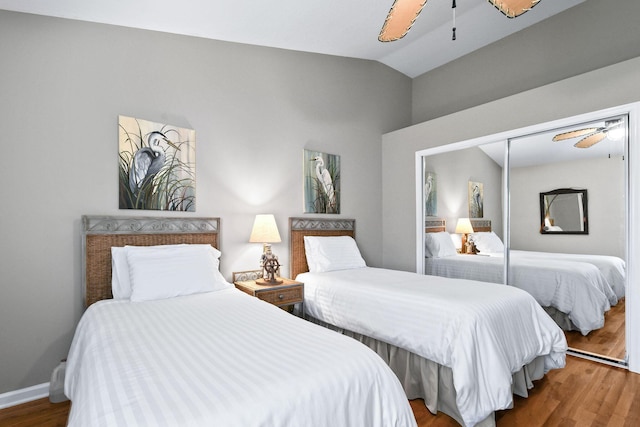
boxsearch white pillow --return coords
[111,247,132,299]
[424,232,458,258]
[111,244,224,300]
[127,244,230,302]
[470,232,504,254]
[304,236,366,273]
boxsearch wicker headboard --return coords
[424,218,492,233]
[425,218,446,233]
[82,215,220,307]
[289,217,356,279]
[470,219,492,232]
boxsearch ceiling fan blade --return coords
[552,128,600,142]
[575,132,607,148]
[488,0,541,18]
[379,0,428,42]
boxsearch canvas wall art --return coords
[119,115,196,211]
[424,171,437,217]
[304,149,340,214]
[468,181,484,218]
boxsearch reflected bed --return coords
[424,219,624,335]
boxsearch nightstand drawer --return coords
[256,286,303,305]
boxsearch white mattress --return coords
[425,254,617,335]
[297,267,567,427]
[65,288,416,427]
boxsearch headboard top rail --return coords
[83,215,219,234]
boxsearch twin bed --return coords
[65,216,416,427]
[66,215,568,427]
[423,219,625,335]
[289,217,567,427]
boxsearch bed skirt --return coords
[306,315,546,427]
[543,306,579,332]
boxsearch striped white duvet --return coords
[297,267,567,427]
[65,288,416,427]
[510,250,626,299]
[425,254,617,335]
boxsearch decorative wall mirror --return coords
[415,103,640,372]
[539,188,588,234]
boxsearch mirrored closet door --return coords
[416,104,638,368]
[508,116,627,362]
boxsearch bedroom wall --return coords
[411,0,640,124]
[0,11,412,395]
[422,147,502,239]
[381,55,640,273]
[510,157,625,257]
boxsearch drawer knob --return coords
[278,294,284,299]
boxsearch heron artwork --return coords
[118,115,196,211]
[303,150,340,214]
[128,131,178,194]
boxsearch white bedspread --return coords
[510,250,626,299]
[65,288,416,427]
[425,254,616,335]
[297,267,567,427]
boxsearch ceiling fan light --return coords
[606,121,625,141]
[379,0,428,42]
[487,0,541,18]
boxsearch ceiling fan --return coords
[379,0,542,42]
[552,120,624,149]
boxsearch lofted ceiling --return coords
[0,0,584,78]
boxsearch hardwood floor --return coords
[565,298,626,360]
[2,356,639,426]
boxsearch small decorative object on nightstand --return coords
[249,214,283,285]
[233,270,304,316]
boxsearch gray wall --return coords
[382,56,640,272]
[0,11,411,394]
[411,0,640,124]
[510,157,625,257]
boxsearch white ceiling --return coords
[0,0,584,78]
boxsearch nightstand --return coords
[233,273,304,316]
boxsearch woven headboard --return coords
[425,218,446,233]
[82,215,220,307]
[289,217,356,279]
[470,219,492,232]
[424,218,492,233]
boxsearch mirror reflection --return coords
[540,188,588,234]
[420,112,628,364]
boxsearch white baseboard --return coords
[0,383,50,410]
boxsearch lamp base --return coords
[256,277,283,286]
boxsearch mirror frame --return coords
[539,188,589,235]
[414,101,640,373]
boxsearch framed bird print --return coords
[468,181,484,218]
[303,149,340,214]
[424,170,437,217]
[118,115,196,211]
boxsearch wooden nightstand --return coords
[233,273,304,316]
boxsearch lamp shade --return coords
[455,218,474,234]
[249,214,281,243]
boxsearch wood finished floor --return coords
[565,298,626,360]
[1,356,639,427]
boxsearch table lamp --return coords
[249,214,283,284]
[455,218,474,254]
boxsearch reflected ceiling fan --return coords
[379,0,542,42]
[552,120,624,149]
